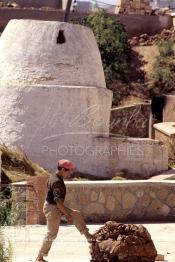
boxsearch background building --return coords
[150,0,175,9]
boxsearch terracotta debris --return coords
[155,254,165,261]
[90,221,157,262]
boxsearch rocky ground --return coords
[129,28,175,47]
[3,223,175,262]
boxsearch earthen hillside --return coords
[116,28,175,106]
[0,145,50,183]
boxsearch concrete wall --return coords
[14,0,62,9]
[0,83,167,177]
[151,0,175,9]
[0,20,168,178]
[163,95,175,122]
[154,122,175,159]
[0,85,113,177]
[117,13,173,36]
[95,137,167,177]
[24,178,175,224]
[0,20,106,88]
[0,9,173,37]
[110,103,150,138]
[0,84,168,177]
[155,130,175,159]
[73,1,93,12]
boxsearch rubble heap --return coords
[0,1,19,8]
[115,0,152,15]
[90,221,157,262]
[129,28,175,47]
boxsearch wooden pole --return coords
[64,0,73,22]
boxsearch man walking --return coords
[35,159,94,262]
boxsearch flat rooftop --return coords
[154,122,175,137]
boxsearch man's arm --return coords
[52,181,72,223]
[56,200,72,222]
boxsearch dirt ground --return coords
[3,223,175,262]
[133,45,159,80]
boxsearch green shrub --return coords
[109,80,130,106]
[151,40,175,96]
[0,189,25,226]
[154,67,174,91]
[157,40,174,57]
[71,10,131,87]
[0,231,12,262]
[0,188,25,262]
[0,189,11,226]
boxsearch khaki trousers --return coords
[38,201,89,257]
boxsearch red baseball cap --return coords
[57,159,75,170]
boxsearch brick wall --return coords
[26,176,48,224]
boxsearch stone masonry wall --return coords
[115,0,152,14]
[25,178,175,224]
[110,103,151,138]
[65,181,175,222]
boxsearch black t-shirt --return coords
[46,173,66,205]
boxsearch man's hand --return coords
[56,200,73,224]
[64,213,73,224]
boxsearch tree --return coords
[150,40,175,96]
[72,11,131,87]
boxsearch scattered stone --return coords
[129,27,175,47]
[90,221,157,262]
[154,7,170,16]
[6,1,19,8]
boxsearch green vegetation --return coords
[0,144,50,261]
[0,186,27,261]
[150,40,175,96]
[0,236,12,262]
[0,191,13,262]
[85,11,131,86]
[0,189,25,226]
[71,11,131,105]
[0,191,11,226]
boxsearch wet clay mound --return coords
[90,221,157,262]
